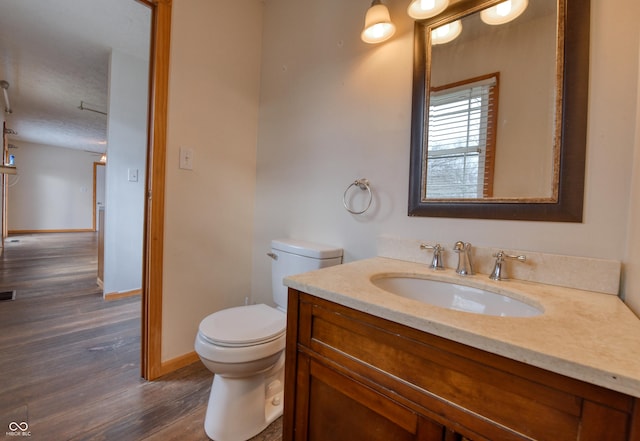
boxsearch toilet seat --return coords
[196,304,286,365]
[198,304,286,347]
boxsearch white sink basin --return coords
[371,276,542,317]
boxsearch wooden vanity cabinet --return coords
[283,289,640,441]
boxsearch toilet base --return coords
[204,356,284,441]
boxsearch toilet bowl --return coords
[196,304,287,441]
[195,239,343,441]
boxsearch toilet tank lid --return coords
[272,239,343,259]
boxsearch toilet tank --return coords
[270,239,343,311]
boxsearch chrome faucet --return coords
[453,241,474,276]
[420,243,444,270]
[489,251,526,281]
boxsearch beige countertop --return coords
[284,256,640,398]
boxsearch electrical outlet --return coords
[180,147,194,170]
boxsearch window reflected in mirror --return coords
[427,73,498,199]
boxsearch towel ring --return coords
[343,178,372,215]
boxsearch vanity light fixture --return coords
[480,0,528,25]
[431,20,462,45]
[407,0,449,20]
[361,0,396,44]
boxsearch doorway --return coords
[0,0,170,380]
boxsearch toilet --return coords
[195,239,343,441]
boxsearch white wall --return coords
[7,141,95,230]
[249,0,640,314]
[161,0,263,361]
[103,49,149,295]
[623,32,640,316]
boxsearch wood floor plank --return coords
[0,232,283,441]
[0,334,140,416]
[66,363,213,441]
[0,348,140,422]
[140,406,210,441]
[0,305,140,352]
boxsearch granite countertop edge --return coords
[284,257,640,399]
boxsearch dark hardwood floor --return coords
[0,232,282,441]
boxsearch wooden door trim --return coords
[92,162,105,232]
[141,0,171,380]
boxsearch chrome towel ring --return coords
[343,178,372,215]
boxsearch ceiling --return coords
[0,0,151,154]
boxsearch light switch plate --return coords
[180,147,194,170]
[128,168,138,182]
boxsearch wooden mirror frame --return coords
[408,0,589,222]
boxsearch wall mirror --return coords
[408,0,590,221]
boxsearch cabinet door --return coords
[293,354,445,441]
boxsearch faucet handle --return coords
[420,243,444,270]
[453,241,474,275]
[490,251,526,281]
[453,241,469,253]
[493,250,527,262]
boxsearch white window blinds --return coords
[426,74,498,199]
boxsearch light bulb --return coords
[420,0,436,10]
[434,24,450,38]
[480,0,528,25]
[370,23,389,39]
[407,0,449,20]
[496,1,512,17]
[431,20,462,45]
[361,2,396,44]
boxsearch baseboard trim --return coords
[159,352,201,377]
[104,289,142,301]
[8,229,95,234]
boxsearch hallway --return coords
[0,232,281,440]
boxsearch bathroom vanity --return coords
[282,258,640,441]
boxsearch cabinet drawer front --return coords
[298,294,633,441]
[309,358,419,439]
[300,355,450,441]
